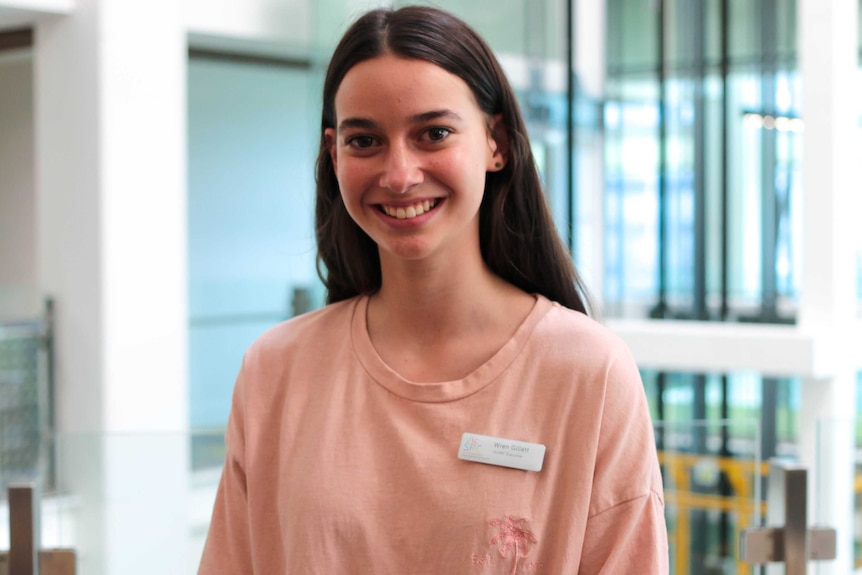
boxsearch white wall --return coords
[1,0,309,51]
[184,0,308,41]
[184,0,311,59]
[33,0,191,570]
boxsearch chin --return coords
[379,240,438,262]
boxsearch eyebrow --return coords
[337,109,464,132]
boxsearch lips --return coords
[380,199,439,220]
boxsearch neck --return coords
[364,250,536,382]
[369,250,530,342]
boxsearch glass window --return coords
[187,57,321,434]
[605,0,803,321]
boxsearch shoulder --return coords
[230,296,360,413]
[243,296,358,366]
[540,300,623,342]
[533,298,637,372]
[528,298,647,422]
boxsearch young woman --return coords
[200,6,667,574]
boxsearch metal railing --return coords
[661,451,862,574]
[0,300,54,494]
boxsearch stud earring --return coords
[495,162,502,168]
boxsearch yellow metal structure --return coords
[659,452,862,573]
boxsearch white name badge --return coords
[458,432,546,472]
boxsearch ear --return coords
[486,114,509,171]
[324,128,338,173]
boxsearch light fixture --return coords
[742,111,804,133]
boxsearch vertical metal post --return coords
[691,375,708,573]
[651,0,669,319]
[565,0,576,253]
[765,461,788,575]
[761,378,779,460]
[765,460,808,575]
[718,0,732,524]
[718,0,730,322]
[3,484,77,575]
[741,461,836,570]
[692,0,707,320]
[759,0,779,319]
[8,484,39,575]
[43,298,56,490]
[655,372,666,450]
[783,466,808,575]
[718,374,732,561]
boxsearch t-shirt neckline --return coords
[350,293,552,403]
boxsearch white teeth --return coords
[383,199,438,220]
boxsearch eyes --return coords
[345,135,377,150]
[344,126,453,151]
[425,127,451,142]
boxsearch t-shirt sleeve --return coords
[579,341,669,573]
[198,371,253,574]
[579,490,668,573]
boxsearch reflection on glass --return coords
[656,419,761,575]
[604,0,805,322]
[187,57,322,441]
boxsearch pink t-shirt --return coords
[199,295,668,574]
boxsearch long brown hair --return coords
[315,6,592,314]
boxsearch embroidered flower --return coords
[489,516,538,575]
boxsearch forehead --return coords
[333,55,483,121]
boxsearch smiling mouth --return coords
[380,199,439,220]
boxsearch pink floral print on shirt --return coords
[488,516,538,575]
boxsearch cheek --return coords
[431,154,471,182]
[335,160,369,197]
[439,155,486,195]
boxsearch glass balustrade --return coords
[0,421,857,573]
[0,431,225,575]
[814,417,862,574]
[656,419,761,575]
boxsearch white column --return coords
[34,0,189,573]
[796,0,859,572]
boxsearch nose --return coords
[379,142,423,194]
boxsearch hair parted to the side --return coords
[315,5,592,315]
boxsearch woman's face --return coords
[325,54,505,267]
